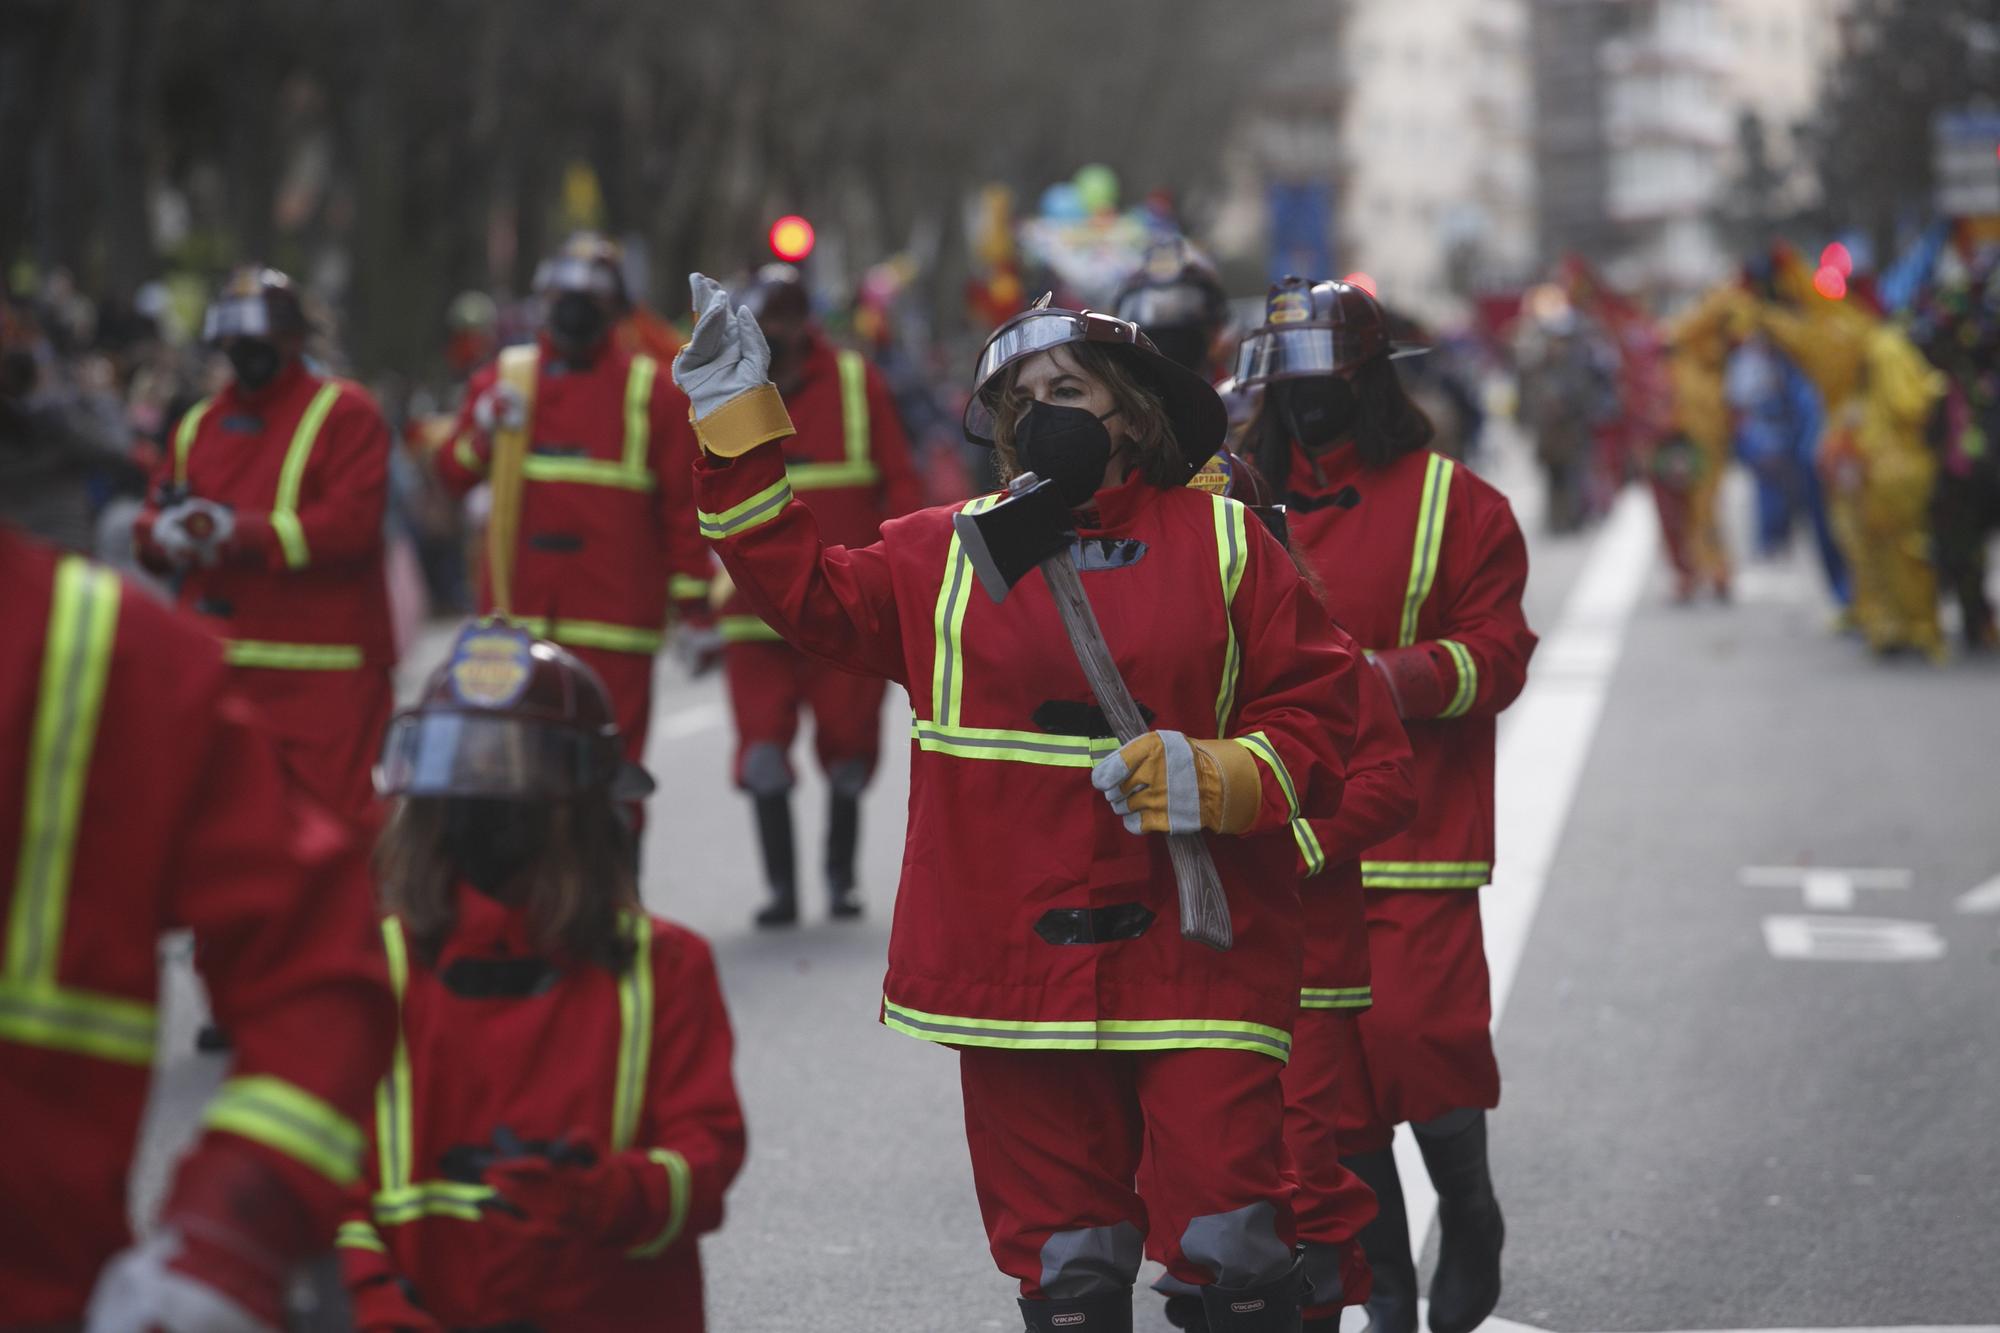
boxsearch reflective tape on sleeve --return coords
[1211,495,1249,733]
[1299,986,1372,1010]
[696,478,794,540]
[272,383,344,569]
[203,1074,365,1186]
[1291,819,1326,877]
[1438,639,1478,718]
[1398,455,1455,647]
[626,1148,692,1259]
[1360,859,1491,889]
[1233,731,1299,820]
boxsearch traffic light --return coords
[769,215,816,262]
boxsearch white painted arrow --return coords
[1954,874,2000,915]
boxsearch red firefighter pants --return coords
[1281,1009,1378,1312]
[566,645,656,764]
[960,1046,1295,1300]
[1343,891,1500,1145]
[722,640,884,793]
[227,663,395,823]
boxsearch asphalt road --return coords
[129,432,2000,1333]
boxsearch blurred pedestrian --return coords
[1515,303,1613,534]
[1112,236,1232,379]
[339,622,745,1332]
[1657,285,1742,602]
[1240,277,1538,1333]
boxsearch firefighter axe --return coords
[953,474,1233,951]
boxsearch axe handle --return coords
[1039,552,1234,953]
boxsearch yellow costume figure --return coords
[1660,287,1743,600]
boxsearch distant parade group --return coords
[3,212,1994,1333]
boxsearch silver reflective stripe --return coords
[884,1005,1290,1057]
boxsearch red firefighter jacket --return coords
[0,529,394,1326]
[136,360,396,669]
[718,337,925,643]
[436,337,712,655]
[698,445,1360,1059]
[337,891,745,1332]
[1284,443,1536,890]
[1291,661,1416,1005]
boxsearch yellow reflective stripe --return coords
[512,616,664,655]
[222,639,365,670]
[696,477,794,540]
[376,919,412,1192]
[626,1148,692,1259]
[624,355,657,475]
[9,558,120,988]
[930,494,1001,728]
[910,720,1119,768]
[669,574,712,600]
[451,431,485,476]
[1438,639,1478,719]
[520,455,657,491]
[336,1219,387,1253]
[0,981,157,1065]
[372,1180,496,1226]
[883,999,1291,1060]
[172,399,212,487]
[1361,859,1490,889]
[1300,986,1373,1010]
[1291,819,1326,876]
[612,913,653,1153]
[203,1074,365,1186]
[1398,454,1455,647]
[1212,495,1249,733]
[272,383,343,569]
[1234,731,1299,820]
[719,615,784,643]
[787,350,881,490]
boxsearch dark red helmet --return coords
[375,621,651,802]
[533,232,630,308]
[1112,238,1229,366]
[1234,276,1426,387]
[202,266,307,344]
[962,296,1227,477]
[742,262,810,323]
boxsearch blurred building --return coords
[1335,0,1538,324]
[1531,0,1853,305]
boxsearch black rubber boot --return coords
[1163,1293,1208,1329]
[1341,1149,1416,1333]
[1414,1112,1503,1333]
[750,793,797,928]
[826,791,863,919]
[1018,1287,1133,1332]
[1198,1255,1304,1331]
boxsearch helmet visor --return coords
[964,309,1144,443]
[1235,325,1393,386]
[202,295,273,343]
[375,712,611,800]
[1116,284,1214,331]
[533,254,620,299]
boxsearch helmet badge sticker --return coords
[448,626,534,708]
[1269,290,1311,325]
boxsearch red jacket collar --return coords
[1074,468,1163,533]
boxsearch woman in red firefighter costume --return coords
[135,266,396,821]
[338,621,746,1332]
[722,265,925,928]
[678,273,1360,1332]
[433,235,714,779]
[1238,278,1537,1333]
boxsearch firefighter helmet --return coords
[962,297,1228,476]
[742,263,810,323]
[533,232,629,308]
[1111,238,1229,372]
[201,266,308,344]
[1233,276,1426,388]
[375,621,651,801]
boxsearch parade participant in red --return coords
[719,265,924,927]
[134,265,396,820]
[433,234,713,776]
[679,274,1361,1331]
[338,621,746,1332]
[1239,278,1537,1333]
[0,527,393,1332]
[1113,238,1232,379]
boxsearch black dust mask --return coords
[548,292,611,362]
[1014,400,1121,509]
[1284,377,1358,450]
[226,339,282,391]
[443,799,552,895]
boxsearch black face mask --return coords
[1284,377,1358,449]
[442,799,552,895]
[226,339,282,391]
[1014,400,1120,508]
[548,293,611,361]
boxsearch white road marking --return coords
[1762,914,1947,962]
[1953,874,2000,915]
[1393,486,1658,1257]
[1741,865,1913,912]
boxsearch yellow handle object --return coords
[485,345,540,615]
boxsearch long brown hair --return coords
[989,343,1187,489]
[374,796,639,972]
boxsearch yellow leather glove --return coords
[1089,729,1262,836]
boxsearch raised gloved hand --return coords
[152,499,237,570]
[481,1142,649,1247]
[1090,729,1261,837]
[472,379,528,435]
[84,1229,281,1333]
[672,273,794,457]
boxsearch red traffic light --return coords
[769,215,816,262]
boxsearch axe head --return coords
[953,474,1076,603]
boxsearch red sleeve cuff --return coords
[1370,646,1452,720]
